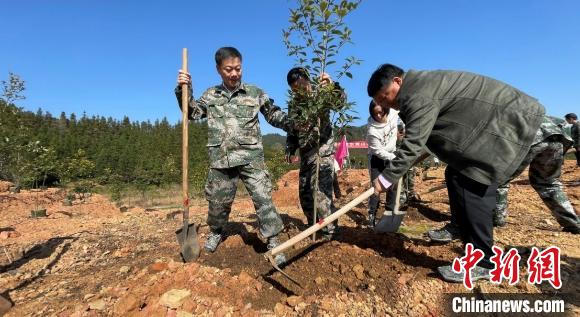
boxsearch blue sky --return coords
[2,0,579,135]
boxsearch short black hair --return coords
[565,113,577,120]
[367,64,404,97]
[287,67,310,86]
[215,47,242,65]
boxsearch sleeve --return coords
[259,90,292,132]
[381,95,439,184]
[285,104,300,156]
[174,85,207,120]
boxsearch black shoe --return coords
[437,265,491,284]
[427,223,461,243]
[562,226,580,234]
[322,223,339,241]
[407,194,421,204]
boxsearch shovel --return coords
[374,178,405,233]
[175,48,201,262]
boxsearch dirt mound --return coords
[0,181,14,192]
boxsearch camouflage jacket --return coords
[533,116,574,150]
[571,121,580,147]
[285,82,345,161]
[175,83,292,169]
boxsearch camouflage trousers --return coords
[400,167,417,204]
[205,160,284,238]
[299,154,336,233]
[494,141,580,231]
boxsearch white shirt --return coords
[366,110,400,161]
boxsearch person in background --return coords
[366,100,399,227]
[333,158,342,199]
[565,113,580,167]
[285,67,344,240]
[430,115,580,240]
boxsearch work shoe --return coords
[267,235,287,266]
[407,194,421,204]
[562,226,580,234]
[437,264,491,284]
[493,213,507,227]
[204,231,222,253]
[322,227,339,241]
[427,223,461,243]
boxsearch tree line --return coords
[1,97,300,193]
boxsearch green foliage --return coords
[265,148,298,190]
[0,73,297,198]
[73,179,96,202]
[283,0,361,142]
[1,72,26,104]
[283,0,361,218]
[59,149,96,182]
[18,142,59,187]
[283,0,362,79]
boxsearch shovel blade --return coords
[176,223,201,262]
[374,212,405,233]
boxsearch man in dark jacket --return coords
[367,64,546,284]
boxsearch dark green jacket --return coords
[381,70,545,185]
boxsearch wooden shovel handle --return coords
[181,48,189,226]
[269,188,375,256]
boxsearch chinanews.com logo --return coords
[446,244,571,316]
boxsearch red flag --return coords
[335,135,348,169]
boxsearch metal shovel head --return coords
[175,223,201,262]
[374,210,406,233]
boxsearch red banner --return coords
[344,141,368,149]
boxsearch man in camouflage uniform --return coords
[430,116,580,241]
[565,113,580,167]
[491,116,580,233]
[285,67,342,239]
[176,47,294,265]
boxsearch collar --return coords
[217,82,246,95]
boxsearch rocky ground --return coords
[0,162,579,316]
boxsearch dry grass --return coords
[114,182,250,208]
